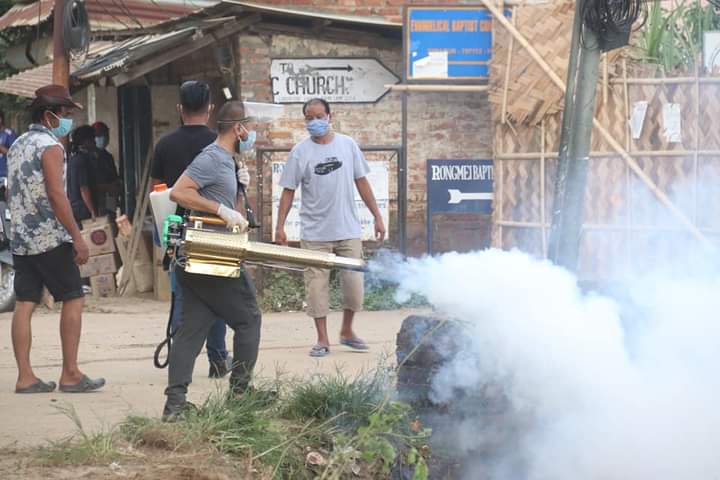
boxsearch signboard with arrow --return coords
[270,58,400,104]
[427,159,494,214]
[426,159,493,253]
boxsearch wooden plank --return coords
[111,16,260,87]
[501,6,517,124]
[387,84,489,92]
[496,150,720,160]
[118,147,154,296]
[496,220,720,234]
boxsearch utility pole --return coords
[52,0,69,87]
[546,0,583,264]
[547,0,601,272]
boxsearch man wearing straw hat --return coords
[8,84,105,394]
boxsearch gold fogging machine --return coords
[162,214,367,277]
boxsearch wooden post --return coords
[549,23,602,271]
[622,58,632,268]
[501,7,517,124]
[52,0,69,87]
[540,120,546,255]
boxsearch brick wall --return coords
[256,0,483,23]
[236,30,493,255]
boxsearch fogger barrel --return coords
[172,216,366,278]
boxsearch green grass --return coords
[259,269,428,313]
[33,370,431,479]
[35,404,120,466]
[283,368,391,430]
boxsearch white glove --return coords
[217,204,248,231]
[236,164,250,187]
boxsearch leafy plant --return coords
[321,402,431,480]
[635,1,720,72]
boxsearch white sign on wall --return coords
[271,161,390,242]
[270,58,400,104]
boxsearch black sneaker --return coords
[209,355,232,378]
[161,400,197,422]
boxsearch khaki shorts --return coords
[300,239,363,318]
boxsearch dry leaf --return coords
[306,451,326,466]
[410,418,423,433]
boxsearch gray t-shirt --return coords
[279,133,370,241]
[184,143,237,211]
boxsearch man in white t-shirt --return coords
[275,98,385,357]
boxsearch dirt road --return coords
[0,296,421,447]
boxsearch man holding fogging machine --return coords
[162,100,262,420]
[151,81,251,378]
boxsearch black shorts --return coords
[13,243,84,303]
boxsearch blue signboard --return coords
[406,6,510,81]
[427,159,494,214]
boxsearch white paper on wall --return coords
[662,103,682,143]
[630,101,648,140]
[412,51,448,78]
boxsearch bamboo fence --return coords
[488,2,720,280]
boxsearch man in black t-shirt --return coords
[90,122,122,218]
[151,81,231,378]
[68,125,98,223]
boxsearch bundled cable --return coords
[582,0,645,51]
[63,0,90,58]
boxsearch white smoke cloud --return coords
[372,248,720,479]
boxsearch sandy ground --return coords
[0,295,423,447]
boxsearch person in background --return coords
[274,98,385,358]
[89,122,122,218]
[8,84,104,394]
[0,110,18,179]
[67,125,97,224]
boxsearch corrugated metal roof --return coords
[0,62,54,98]
[0,41,111,98]
[72,27,198,80]
[0,0,215,32]
[224,1,401,28]
[0,1,54,29]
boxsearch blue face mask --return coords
[49,113,73,138]
[306,118,330,138]
[95,136,108,149]
[238,130,256,151]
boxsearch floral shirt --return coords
[8,124,72,256]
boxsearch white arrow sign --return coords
[448,189,494,204]
[271,58,400,104]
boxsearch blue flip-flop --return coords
[309,344,330,357]
[340,337,369,351]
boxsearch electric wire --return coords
[581,0,646,48]
[110,0,144,29]
[93,0,133,31]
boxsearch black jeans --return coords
[165,267,262,406]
